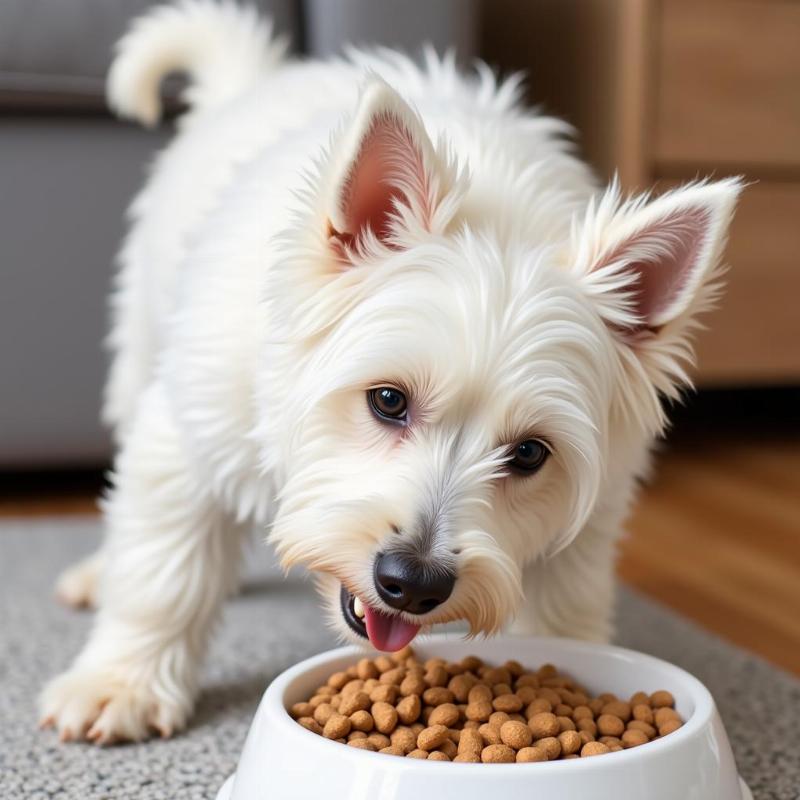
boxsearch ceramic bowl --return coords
[216,635,751,800]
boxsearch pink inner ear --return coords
[601,207,710,329]
[336,113,428,246]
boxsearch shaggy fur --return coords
[41,0,741,744]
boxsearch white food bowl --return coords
[216,635,751,800]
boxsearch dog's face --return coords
[267,80,741,651]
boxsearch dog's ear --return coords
[576,178,743,338]
[325,80,443,254]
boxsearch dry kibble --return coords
[339,691,370,716]
[500,720,533,749]
[650,690,675,709]
[349,710,374,732]
[528,712,560,740]
[558,730,582,756]
[655,707,680,727]
[659,719,683,736]
[292,649,683,764]
[493,693,524,713]
[628,720,656,738]
[478,723,502,745]
[424,687,455,706]
[536,736,562,761]
[390,726,417,754]
[417,724,450,751]
[323,713,351,740]
[368,732,391,749]
[370,685,399,704]
[347,738,377,751]
[622,729,649,748]
[429,703,460,728]
[516,746,548,763]
[458,727,484,756]
[581,741,611,757]
[596,714,625,737]
[481,744,516,763]
[297,717,322,735]
[372,702,398,734]
[396,694,422,725]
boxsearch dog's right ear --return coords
[325,80,444,256]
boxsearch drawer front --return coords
[655,0,800,171]
[684,181,800,384]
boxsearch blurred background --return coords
[1,0,798,673]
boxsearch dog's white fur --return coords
[40,0,741,744]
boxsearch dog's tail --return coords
[107,0,287,127]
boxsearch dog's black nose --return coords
[373,552,456,615]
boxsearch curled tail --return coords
[107,0,286,127]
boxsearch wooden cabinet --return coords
[483,0,800,385]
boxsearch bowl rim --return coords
[265,634,715,774]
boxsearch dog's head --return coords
[265,79,741,650]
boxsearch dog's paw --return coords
[40,667,189,744]
[54,555,101,609]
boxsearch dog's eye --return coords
[368,387,408,422]
[510,439,549,473]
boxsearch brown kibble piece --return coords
[478,723,502,745]
[633,704,654,724]
[659,719,683,736]
[356,658,378,681]
[390,726,417,753]
[536,736,562,760]
[368,732,391,749]
[407,748,429,759]
[650,690,675,709]
[454,752,481,763]
[417,724,450,751]
[297,717,322,735]
[349,710,374,732]
[424,687,455,706]
[466,699,494,722]
[601,701,632,722]
[655,707,680,727]
[313,703,334,726]
[372,701,398,734]
[628,720,656,738]
[290,702,314,719]
[558,730,582,756]
[493,693,524,713]
[500,720,533,750]
[581,741,611,757]
[622,729,649,748]
[347,737,376,751]
[481,744,516,763]
[458,727,484,756]
[597,714,625,737]
[327,671,349,690]
[528,712,560,739]
[429,703,460,728]
[339,691,371,716]
[428,750,450,761]
[380,745,406,756]
[516,746,548,762]
[370,684,399,704]
[323,713,351,739]
[396,694,422,725]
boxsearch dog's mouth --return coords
[339,585,421,652]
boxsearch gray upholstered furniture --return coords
[0,0,477,467]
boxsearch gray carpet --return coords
[1,517,798,800]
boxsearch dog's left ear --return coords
[576,178,743,339]
[326,79,447,254]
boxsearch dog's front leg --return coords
[41,383,243,744]
[510,526,618,643]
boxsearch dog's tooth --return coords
[353,596,365,619]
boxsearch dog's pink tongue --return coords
[364,605,420,652]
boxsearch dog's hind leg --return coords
[41,382,245,743]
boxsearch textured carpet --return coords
[1,517,798,800]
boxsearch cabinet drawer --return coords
[655,0,800,171]
[684,181,800,384]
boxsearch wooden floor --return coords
[2,394,799,675]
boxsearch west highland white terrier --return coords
[41,1,741,743]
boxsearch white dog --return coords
[41,0,741,744]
